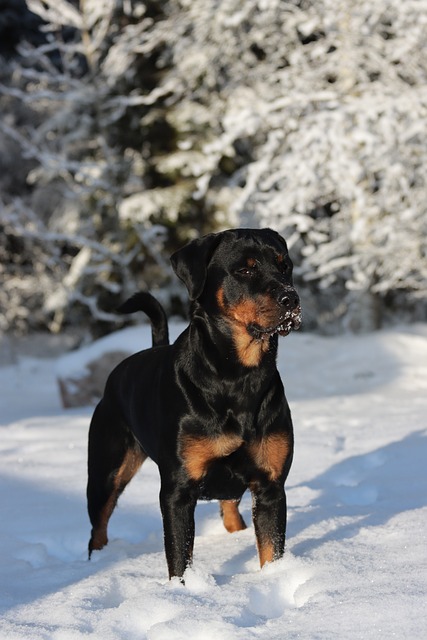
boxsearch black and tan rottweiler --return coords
[87,228,301,580]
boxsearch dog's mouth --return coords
[248,307,302,340]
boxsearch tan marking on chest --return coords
[248,433,291,481]
[180,433,244,481]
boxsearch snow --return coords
[55,323,188,380]
[1,324,427,639]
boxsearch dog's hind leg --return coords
[219,499,247,533]
[87,400,146,558]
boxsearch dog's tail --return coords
[117,292,169,347]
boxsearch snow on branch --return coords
[2,0,426,334]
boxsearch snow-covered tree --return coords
[164,0,427,331]
[1,0,426,334]
[0,0,218,334]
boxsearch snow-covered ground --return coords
[0,324,426,639]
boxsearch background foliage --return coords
[1,0,426,336]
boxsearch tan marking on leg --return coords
[180,434,243,481]
[90,448,146,552]
[257,539,275,567]
[251,489,279,568]
[90,487,117,553]
[90,523,109,552]
[220,500,247,533]
[114,447,146,488]
[248,434,291,481]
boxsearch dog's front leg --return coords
[159,476,199,580]
[251,481,287,568]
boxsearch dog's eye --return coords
[236,264,257,276]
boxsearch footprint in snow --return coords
[246,557,316,617]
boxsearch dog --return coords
[87,228,301,580]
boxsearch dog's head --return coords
[171,228,301,366]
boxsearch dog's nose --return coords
[278,289,300,309]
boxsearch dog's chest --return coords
[207,375,281,439]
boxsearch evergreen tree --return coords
[1,0,426,334]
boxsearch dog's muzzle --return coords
[248,286,302,339]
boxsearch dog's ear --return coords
[170,233,221,300]
[264,228,289,251]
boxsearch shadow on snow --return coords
[289,430,427,555]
